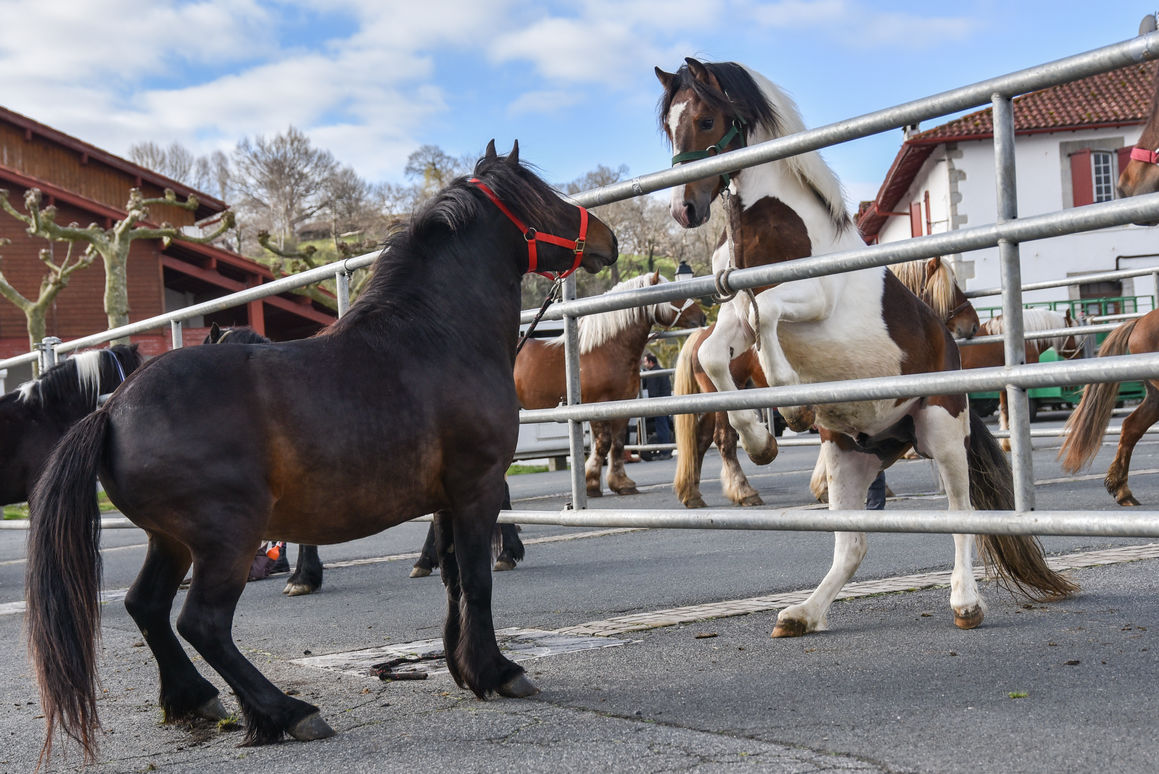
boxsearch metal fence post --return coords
[992,94,1035,511]
[561,274,587,510]
[336,265,351,317]
[170,319,184,349]
[38,336,61,373]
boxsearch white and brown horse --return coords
[515,271,704,497]
[657,57,1075,637]
[675,256,977,509]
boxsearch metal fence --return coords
[6,31,1159,538]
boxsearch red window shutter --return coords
[909,201,923,237]
[1070,149,1093,207]
[1118,145,1134,178]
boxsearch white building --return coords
[857,59,1158,319]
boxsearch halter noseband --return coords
[468,178,589,280]
[670,117,748,187]
[1131,146,1159,165]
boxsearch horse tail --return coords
[965,408,1078,602]
[1058,318,1138,473]
[26,410,110,765]
[673,329,706,502]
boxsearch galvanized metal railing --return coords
[5,31,1159,538]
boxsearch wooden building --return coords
[0,105,336,382]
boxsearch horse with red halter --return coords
[960,308,1083,449]
[1115,14,1159,202]
[673,256,977,509]
[656,58,1074,638]
[25,142,617,764]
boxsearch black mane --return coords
[658,61,781,139]
[11,344,142,416]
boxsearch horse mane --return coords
[657,60,852,234]
[888,259,963,319]
[983,308,1073,349]
[15,345,141,410]
[545,274,665,354]
[329,152,561,340]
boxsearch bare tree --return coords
[0,186,234,342]
[404,145,472,199]
[128,141,197,185]
[0,228,94,351]
[232,126,339,250]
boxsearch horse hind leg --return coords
[284,545,323,596]
[177,529,333,745]
[493,485,524,572]
[603,418,639,495]
[773,443,875,638]
[1105,384,1159,506]
[717,418,762,506]
[585,421,612,497]
[411,523,439,578]
[124,533,227,724]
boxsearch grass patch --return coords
[2,491,119,520]
[1008,691,1029,699]
[507,463,549,476]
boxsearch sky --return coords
[0,1,1153,209]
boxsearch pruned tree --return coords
[404,144,472,200]
[255,230,375,311]
[0,186,235,343]
[0,228,95,351]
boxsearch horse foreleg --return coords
[809,449,829,503]
[917,402,984,628]
[411,523,439,578]
[773,442,874,637]
[494,484,524,571]
[585,421,612,497]
[177,532,332,744]
[1106,385,1159,506]
[997,391,1011,452]
[124,533,226,724]
[284,545,323,596]
[604,417,640,495]
[699,305,776,464]
[717,416,762,506]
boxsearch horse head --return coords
[648,270,708,329]
[1057,307,1085,359]
[473,140,618,277]
[656,59,768,228]
[925,257,979,339]
[1117,15,1159,208]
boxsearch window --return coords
[1069,146,1132,207]
[1092,151,1115,203]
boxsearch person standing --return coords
[641,352,673,459]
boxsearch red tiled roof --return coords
[858,60,1158,240]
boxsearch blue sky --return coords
[0,1,1151,207]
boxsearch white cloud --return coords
[507,89,582,116]
[744,0,979,49]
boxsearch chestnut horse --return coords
[657,58,1074,638]
[674,256,978,509]
[1115,14,1159,202]
[26,142,617,763]
[514,270,705,497]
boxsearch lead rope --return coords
[716,189,761,350]
[516,278,563,356]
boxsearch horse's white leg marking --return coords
[698,302,777,464]
[585,421,607,496]
[914,403,984,627]
[808,448,829,502]
[751,279,831,430]
[773,441,875,637]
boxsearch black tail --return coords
[26,410,110,765]
[966,408,1078,601]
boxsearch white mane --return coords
[16,350,104,405]
[740,66,852,234]
[547,274,668,354]
[984,308,1074,351]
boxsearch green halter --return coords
[670,117,748,187]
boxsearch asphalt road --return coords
[1,411,1156,773]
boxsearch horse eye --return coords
[699,118,714,131]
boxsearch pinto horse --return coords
[0,344,142,505]
[26,141,617,763]
[657,58,1075,638]
[1116,14,1159,203]
[673,256,977,509]
[960,308,1083,449]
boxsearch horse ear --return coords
[1140,14,1157,35]
[652,269,661,283]
[210,322,221,342]
[685,58,718,89]
[925,256,941,279]
[485,139,498,162]
[1065,307,1074,323]
[509,140,520,164]
[655,66,675,90]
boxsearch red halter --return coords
[1130,146,1159,165]
[468,178,589,279]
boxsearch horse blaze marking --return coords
[291,628,629,678]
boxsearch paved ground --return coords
[1,412,1157,773]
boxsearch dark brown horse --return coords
[658,57,1074,638]
[0,345,142,506]
[1058,309,1159,505]
[673,257,976,509]
[514,270,705,497]
[25,142,617,764]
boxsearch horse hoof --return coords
[681,495,707,508]
[289,712,335,741]
[771,618,809,638]
[197,697,229,721]
[746,439,778,466]
[782,406,815,433]
[954,607,984,630]
[409,566,432,578]
[1117,494,1141,507]
[737,493,764,507]
[613,486,640,496]
[494,558,516,572]
[586,487,603,498]
[497,673,539,698]
[284,582,317,596]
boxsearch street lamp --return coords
[675,260,694,281]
